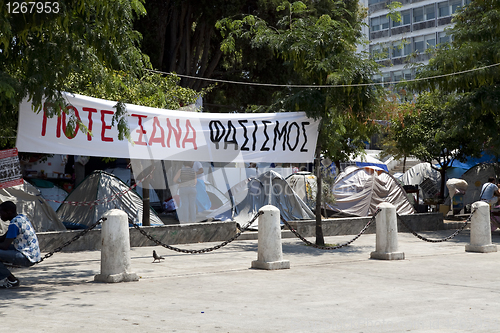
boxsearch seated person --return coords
[0,201,41,288]
[163,196,178,213]
[162,196,178,220]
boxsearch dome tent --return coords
[460,163,499,207]
[56,170,163,228]
[28,178,69,212]
[285,171,317,210]
[207,170,314,229]
[0,180,66,232]
[401,162,441,203]
[331,166,415,217]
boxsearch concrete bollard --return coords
[251,205,290,270]
[94,209,139,283]
[370,202,405,260]
[465,201,497,253]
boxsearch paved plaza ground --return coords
[2,229,500,332]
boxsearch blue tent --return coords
[436,154,498,179]
[355,161,388,172]
[450,154,497,170]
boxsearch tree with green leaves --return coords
[410,0,500,157]
[134,0,293,113]
[389,92,484,200]
[0,0,150,149]
[379,93,416,173]
[216,0,383,244]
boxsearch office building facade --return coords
[362,0,470,84]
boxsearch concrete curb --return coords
[37,213,447,252]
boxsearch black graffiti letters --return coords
[209,120,225,149]
[209,119,310,153]
[238,120,249,151]
[287,122,299,151]
[273,121,288,151]
[260,120,271,151]
[225,120,238,150]
[300,122,309,152]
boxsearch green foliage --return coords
[408,0,500,157]
[64,69,201,141]
[388,91,484,198]
[413,0,500,93]
[216,0,383,243]
[216,0,383,163]
[379,94,416,162]
[0,0,150,148]
[386,1,402,23]
[65,68,200,109]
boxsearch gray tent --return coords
[28,178,69,212]
[460,163,499,207]
[401,162,441,203]
[331,166,415,216]
[57,170,163,228]
[0,180,66,232]
[207,170,315,228]
[285,171,317,210]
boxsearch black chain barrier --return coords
[397,209,475,243]
[280,209,382,250]
[35,217,107,265]
[131,211,264,254]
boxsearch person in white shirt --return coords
[480,177,500,206]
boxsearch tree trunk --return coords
[135,0,172,70]
[142,182,151,226]
[315,154,325,246]
[439,167,446,201]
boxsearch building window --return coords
[392,10,411,27]
[425,5,436,20]
[371,17,380,31]
[369,0,386,5]
[414,36,425,53]
[438,31,451,44]
[412,34,436,54]
[425,34,436,49]
[403,39,412,55]
[382,73,391,86]
[438,0,462,17]
[393,71,403,82]
[402,10,411,25]
[371,43,390,60]
[392,70,413,83]
[371,16,389,32]
[370,44,381,59]
[403,70,412,80]
[451,0,462,14]
[413,8,424,23]
[438,1,450,17]
[392,41,403,58]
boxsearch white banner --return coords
[17,93,320,163]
